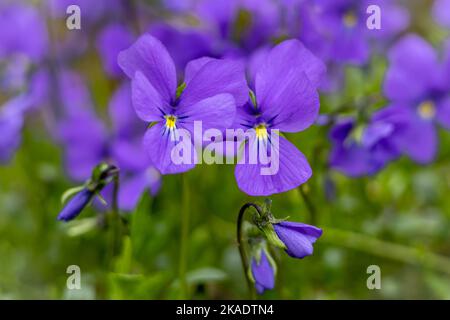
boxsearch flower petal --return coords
[180,59,248,108]
[118,34,177,103]
[273,221,322,259]
[251,251,275,293]
[177,93,236,132]
[384,34,440,102]
[131,71,168,122]
[255,39,325,91]
[235,135,312,196]
[257,70,320,133]
[143,123,196,174]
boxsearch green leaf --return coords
[186,267,228,285]
[130,193,153,260]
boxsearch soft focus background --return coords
[1,0,450,299]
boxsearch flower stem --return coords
[108,173,122,267]
[324,227,450,275]
[297,185,317,225]
[237,203,262,299]
[179,174,191,299]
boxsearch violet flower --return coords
[273,221,322,259]
[96,23,134,78]
[234,39,325,196]
[300,0,409,66]
[383,34,450,164]
[118,34,248,174]
[57,188,94,221]
[433,0,450,28]
[250,249,275,294]
[328,107,405,177]
[109,83,162,211]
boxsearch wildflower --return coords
[384,34,450,163]
[250,248,275,294]
[96,23,134,78]
[273,221,323,259]
[57,188,94,221]
[300,0,409,66]
[118,34,247,174]
[328,107,404,177]
[233,39,325,196]
[433,0,450,28]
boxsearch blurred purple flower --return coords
[300,0,409,66]
[251,249,275,294]
[328,107,404,177]
[384,35,450,164]
[273,221,322,259]
[118,34,247,174]
[96,23,134,78]
[433,0,450,28]
[0,3,48,62]
[57,188,94,221]
[234,39,325,196]
[149,23,213,73]
[46,0,122,23]
[109,83,161,211]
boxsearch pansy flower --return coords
[233,39,325,196]
[384,34,450,163]
[118,34,248,174]
[299,0,409,66]
[328,106,408,177]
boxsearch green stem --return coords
[108,173,121,267]
[179,174,191,299]
[237,203,262,299]
[297,185,317,225]
[324,227,450,275]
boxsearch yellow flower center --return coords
[418,101,436,120]
[343,11,357,28]
[255,123,268,140]
[164,114,177,129]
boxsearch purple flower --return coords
[251,250,275,294]
[273,221,322,259]
[109,83,162,211]
[0,3,48,62]
[46,0,122,23]
[300,0,409,66]
[0,99,24,163]
[329,108,404,177]
[57,188,94,221]
[149,23,213,73]
[96,23,134,78]
[433,0,450,28]
[384,34,450,163]
[234,39,325,196]
[118,34,248,174]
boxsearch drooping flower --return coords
[273,221,322,259]
[57,188,94,221]
[118,34,248,174]
[250,249,275,294]
[383,34,450,163]
[233,39,325,196]
[433,0,450,28]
